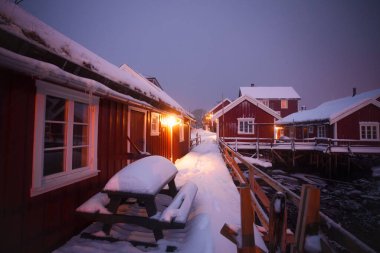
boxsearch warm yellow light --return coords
[162,115,181,127]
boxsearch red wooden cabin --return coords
[212,95,281,141]
[276,88,380,142]
[203,98,231,132]
[0,3,192,253]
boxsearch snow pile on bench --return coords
[104,156,178,195]
[76,192,111,214]
[160,181,198,224]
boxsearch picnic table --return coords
[76,156,198,247]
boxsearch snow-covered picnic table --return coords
[76,156,197,247]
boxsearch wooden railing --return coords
[221,136,380,153]
[190,133,202,148]
[218,139,376,253]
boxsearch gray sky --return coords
[20,0,380,112]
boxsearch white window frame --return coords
[32,81,99,197]
[359,122,379,140]
[179,123,185,142]
[151,112,160,136]
[237,118,255,134]
[281,99,288,109]
[308,126,314,134]
[317,125,327,138]
[260,99,269,107]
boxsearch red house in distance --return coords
[276,88,380,142]
[239,85,301,117]
[212,95,281,141]
[203,98,231,132]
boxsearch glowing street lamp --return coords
[161,115,182,161]
[161,115,181,128]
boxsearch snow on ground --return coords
[54,131,241,253]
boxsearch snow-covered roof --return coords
[212,95,281,120]
[0,47,157,109]
[240,86,301,99]
[207,98,232,114]
[277,88,380,125]
[0,0,188,116]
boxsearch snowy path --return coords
[55,130,240,253]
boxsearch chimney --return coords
[352,87,356,97]
[251,83,255,87]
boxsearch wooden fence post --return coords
[268,192,287,253]
[293,185,321,253]
[240,185,255,253]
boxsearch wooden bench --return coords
[76,156,198,246]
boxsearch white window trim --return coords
[317,125,326,138]
[281,99,288,109]
[359,122,379,140]
[237,118,255,134]
[308,126,314,134]
[31,81,99,197]
[179,123,185,142]
[260,99,269,107]
[151,112,160,136]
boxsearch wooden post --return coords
[316,153,319,169]
[268,192,287,253]
[293,185,321,253]
[292,151,296,168]
[240,185,255,253]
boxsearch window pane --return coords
[367,126,371,139]
[373,126,377,139]
[239,122,243,132]
[44,122,65,148]
[281,100,288,109]
[361,126,365,139]
[45,95,66,121]
[72,147,88,169]
[73,125,88,146]
[44,149,64,176]
[74,102,88,123]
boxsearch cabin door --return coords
[128,107,146,153]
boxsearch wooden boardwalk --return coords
[219,139,377,253]
[223,137,380,154]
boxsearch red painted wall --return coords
[337,104,380,139]
[0,70,98,253]
[266,99,298,117]
[217,99,276,139]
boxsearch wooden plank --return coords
[240,186,255,253]
[250,191,269,230]
[249,169,270,212]
[220,223,239,246]
[223,148,246,185]
[293,185,320,253]
[268,192,287,253]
